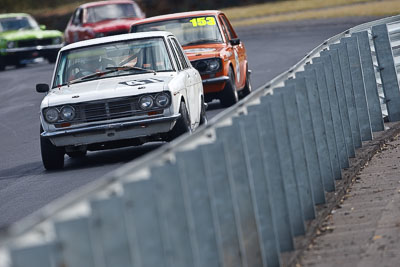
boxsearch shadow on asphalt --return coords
[62,142,164,171]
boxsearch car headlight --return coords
[192,58,222,73]
[52,37,62,45]
[44,108,59,123]
[155,93,170,108]
[7,41,15,49]
[60,105,76,121]
[139,95,154,110]
[208,59,220,71]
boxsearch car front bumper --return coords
[42,114,181,147]
[0,44,63,63]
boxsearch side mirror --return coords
[40,25,46,30]
[36,83,49,93]
[229,38,240,46]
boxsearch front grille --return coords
[106,30,129,37]
[18,38,53,48]
[82,98,138,122]
[74,95,163,124]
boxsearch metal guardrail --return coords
[2,15,400,267]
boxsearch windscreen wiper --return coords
[67,69,118,86]
[184,39,221,46]
[67,66,156,86]
[106,66,156,75]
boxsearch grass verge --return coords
[222,0,376,20]
[226,0,400,27]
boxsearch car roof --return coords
[80,0,136,9]
[0,13,31,19]
[61,31,173,51]
[131,10,222,25]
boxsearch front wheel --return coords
[67,150,87,158]
[167,101,191,141]
[47,54,58,64]
[200,98,207,125]
[0,56,5,71]
[40,127,64,170]
[240,68,252,98]
[219,67,238,107]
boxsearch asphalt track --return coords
[0,17,378,228]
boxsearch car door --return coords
[220,14,246,89]
[168,38,190,121]
[171,37,200,126]
[67,8,84,43]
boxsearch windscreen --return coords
[53,37,173,88]
[0,16,38,32]
[86,4,138,23]
[132,16,224,47]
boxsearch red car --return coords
[64,0,145,44]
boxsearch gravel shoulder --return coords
[296,124,400,266]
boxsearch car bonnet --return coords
[45,73,174,107]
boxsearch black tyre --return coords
[47,54,58,64]
[15,62,26,68]
[200,98,207,125]
[40,126,64,170]
[240,68,252,98]
[168,101,191,141]
[67,150,87,158]
[219,67,238,107]
[0,56,5,71]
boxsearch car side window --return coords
[72,8,83,25]
[168,39,182,71]
[172,38,189,69]
[218,15,230,43]
[221,15,237,39]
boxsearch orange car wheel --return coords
[240,68,252,98]
[219,67,238,107]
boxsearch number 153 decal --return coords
[189,17,216,27]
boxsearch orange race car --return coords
[130,10,251,107]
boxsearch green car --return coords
[0,13,64,70]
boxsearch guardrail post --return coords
[282,79,323,207]
[175,150,221,267]
[215,123,264,267]
[261,93,306,236]
[10,243,56,267]
[296,69,335,194]
[247,104,294,252]
[200,141,244,266]
[54,217,96,267]
[123,179,167,267]
[150,164,195,267]
[232,114,281,267]
[331,43,362,148]
[352,31,385,132]
[324,48,355,158]
[342,36,373,141]
[372,24,400,121]
[305,62,342,180]
[90,196,132,267]
[314,54,349,171]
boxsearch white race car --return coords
[36,31,206,170]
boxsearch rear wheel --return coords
[167,101,191,141]
[219,67,238,107]
[40,126,64,170]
